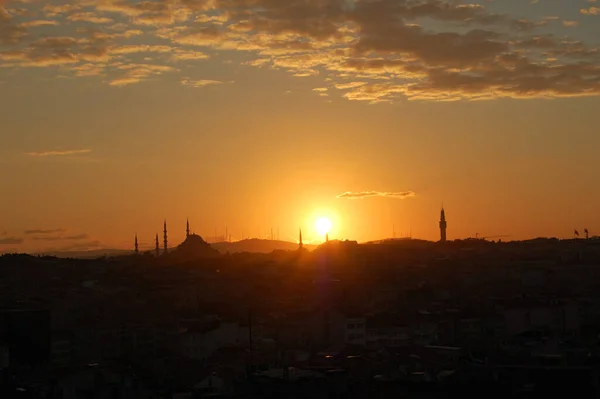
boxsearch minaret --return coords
[186,219,190,238]
[439,207,447,243]
[325,233,329,243]
[163,220,168,254]
[155,234,160,257]
[299,228,303,249]
[134,234,139,255]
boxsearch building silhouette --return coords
[163,220,168,254]
[137,220,219,258]
[0,310,50,368]
[439,207,447,243]
[299,228,303,250]
[155,234,160,257]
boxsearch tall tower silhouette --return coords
[155,234,160,257]
[439,207,447,243]
[299,228,303,249]
[163,220,168,254]
[186,219,190,238]
[134,234,139,255]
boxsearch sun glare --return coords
[315,217,332,236]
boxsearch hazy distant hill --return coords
[210,239,315,254]
[33,239,314,259]
[35,249,132,259]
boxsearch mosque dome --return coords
[175,233,219,259]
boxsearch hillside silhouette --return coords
[32,238,315,259]
[211,238,316,253]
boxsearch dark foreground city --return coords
[2,232,600,398]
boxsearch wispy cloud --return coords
[562,20,579,27]
[33,233,89,241]
[181,79,222,88]
[0,237,24,245]
[50,240,102,251]
[19,20,58,28]
[24,228,66,235]
[337,191,416,199]
[25,149,92,157]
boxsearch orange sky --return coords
[1,0,600,252]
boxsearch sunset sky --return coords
[2,0,600,252]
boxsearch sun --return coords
[315,217,332,237]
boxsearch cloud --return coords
[68,12,114,25]
[110,44,172,55]
[109,63,176,86]
[337,191,416,199]
[2,0,600,100]
[25,149,92,156]
[171,49,209,61]
[19,20,58,28]
[581,7,600,15]
[109,76,141,86]
[0,237,24,245]
[0,5,27,44]
[181,78,222,88]
[24,228,66,235]
[562,20,579,27]
[335,82,368,90]
[43,4,82,18]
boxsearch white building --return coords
[344,317,366,345]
